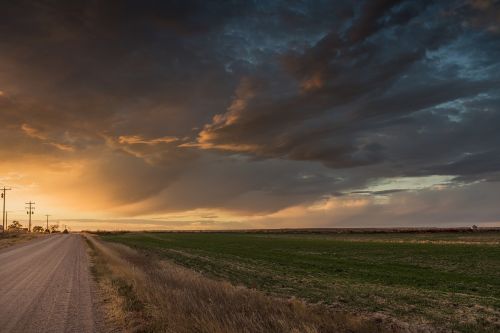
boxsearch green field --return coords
[101,231,500,332]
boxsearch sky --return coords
[0,0,499,230]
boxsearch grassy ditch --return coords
[85,235,147,332]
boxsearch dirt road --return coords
[0,234,102,333]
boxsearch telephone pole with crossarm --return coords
[25,201,35,232]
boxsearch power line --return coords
[25,201,35,232]
[1,187,12,233]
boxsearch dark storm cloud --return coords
[199,0,500,182]
[1,0,500,221]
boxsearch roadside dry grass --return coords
[84,234,142,332]
[0,232,46,250]
[84,233,427,333]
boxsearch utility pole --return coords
[25,201,35,232]
[45,214,50,232]
[1,187,12,233]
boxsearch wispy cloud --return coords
[118,135,179,145]
[21,123,47,140]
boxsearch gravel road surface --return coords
[0,234,103,333]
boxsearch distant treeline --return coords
[88,226,500,235]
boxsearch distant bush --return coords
[32,226,44,233]
[8,221,23,231]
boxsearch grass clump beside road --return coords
[101,231,500,332]
[85,233,395,333]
